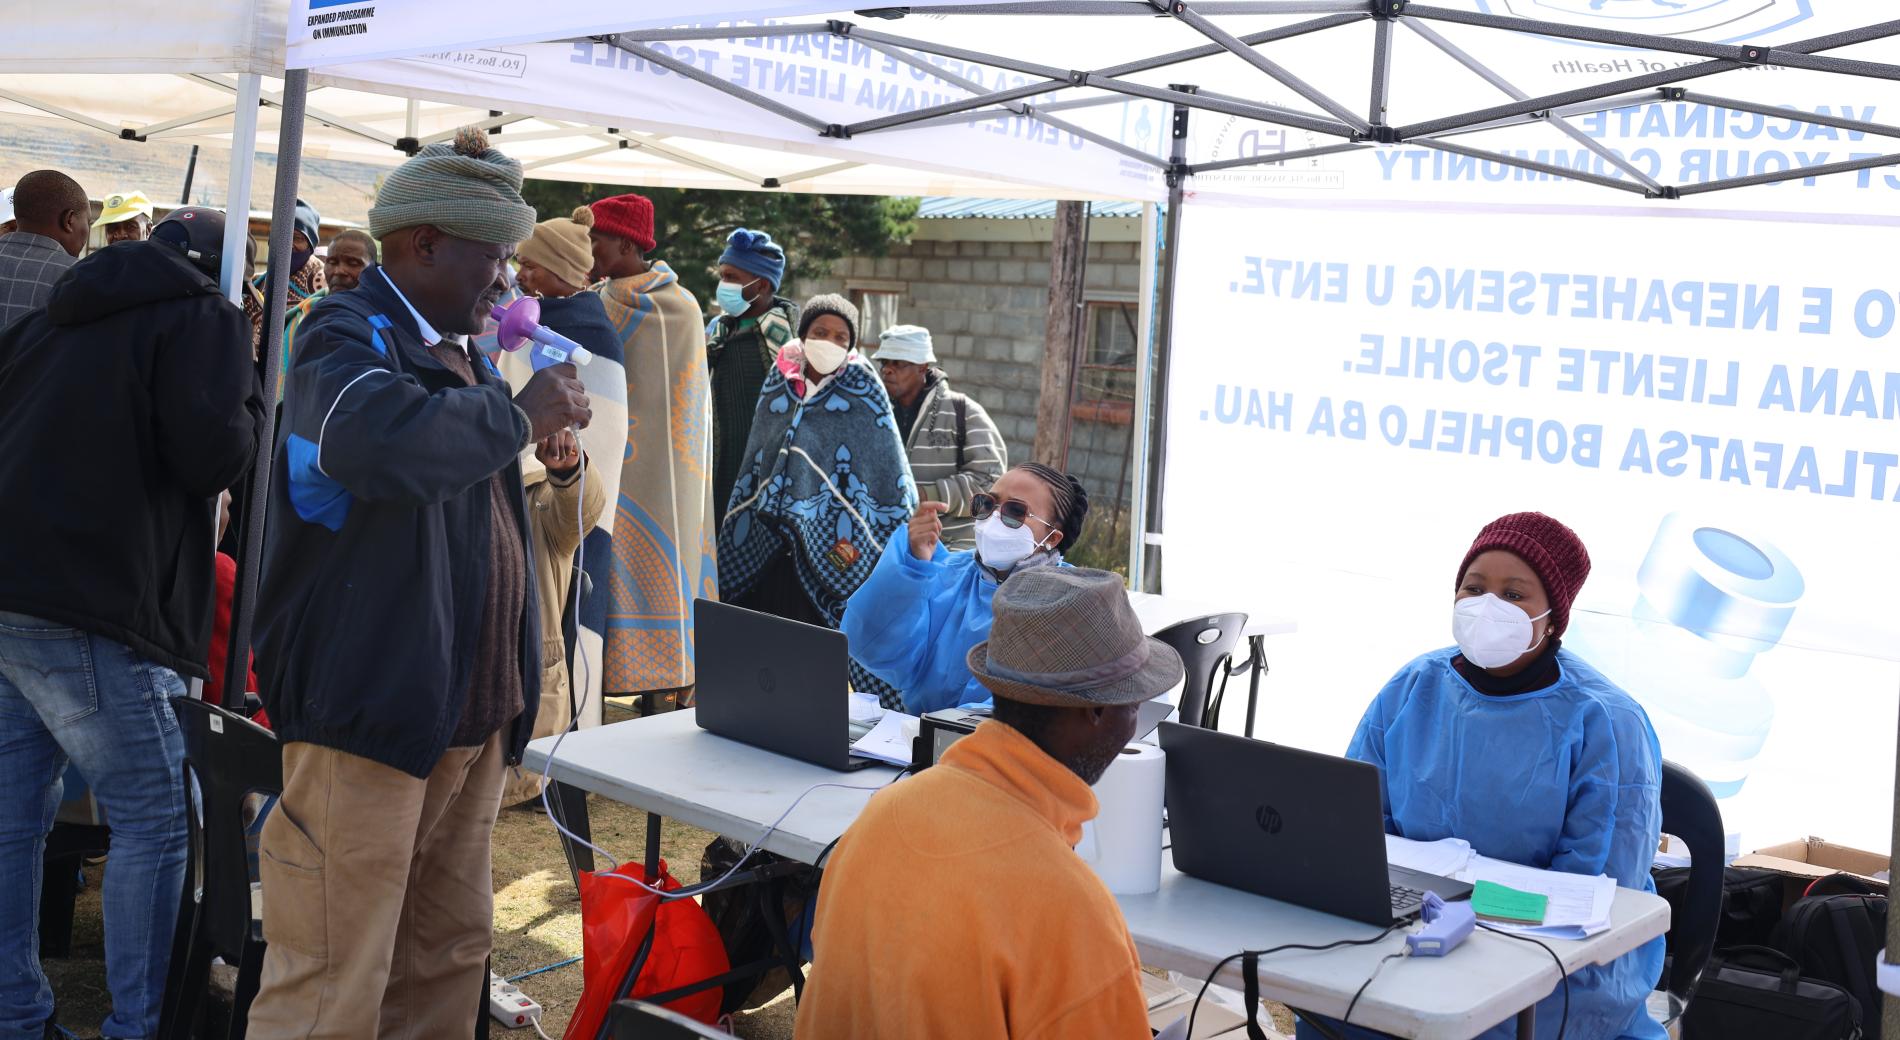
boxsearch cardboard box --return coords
[1731,836,1889,907]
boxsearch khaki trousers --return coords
[245,732,507,1039]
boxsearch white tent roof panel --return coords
[1,0,287,75]
[280,4,1900,210]
[9,4,1899,206]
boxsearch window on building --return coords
[1074,300,1139,424]
[850,287,902,346]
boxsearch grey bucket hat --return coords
[968,568,1184,707]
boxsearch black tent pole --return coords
[224,68,306,703]
[1140,88,1192,594]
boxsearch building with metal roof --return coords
[918,197,1145,221]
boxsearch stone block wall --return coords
[797,234,1143,521]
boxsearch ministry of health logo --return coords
[1475,0,1814,42]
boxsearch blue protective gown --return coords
[840,527,1003,714]
[1298,647,1666,1040]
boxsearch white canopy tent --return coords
[7,0,1900,960]
[277,0,1900,932]
[277,0,1900,582]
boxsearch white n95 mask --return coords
[975,514,1051,573]
[802,337,849,376]
[1452,593,1550,669]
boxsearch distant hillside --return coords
[0,116,381,226]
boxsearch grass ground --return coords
[46,698,796,1040]
[47,696,1289,1039]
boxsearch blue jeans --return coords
[0,612,188,1040]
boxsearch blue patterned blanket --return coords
[719,357,916,702]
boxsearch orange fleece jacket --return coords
[793,721,1151,1040]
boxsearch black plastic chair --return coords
[158,698,281,1040]
[1648,760,1725,1032]
[609,1000,731,1038]
[1151,613,1248,729]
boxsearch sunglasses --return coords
[971,493,1052,531]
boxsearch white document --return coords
[1385,834,1474,878]
[1461,855,1616,940]
[847,691,886,724]
[850,710,919,767]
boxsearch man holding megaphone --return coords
[250,126,590,1038]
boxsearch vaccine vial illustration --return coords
[1571,513,1804,798]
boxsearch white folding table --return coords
[526,711,1670,1039]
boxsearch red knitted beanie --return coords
[588,192,655,252]
[1456,512,1591,635]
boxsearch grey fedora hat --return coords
[967,568,1184,707]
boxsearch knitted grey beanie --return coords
[368,127,536,246]
[797,293,861,351]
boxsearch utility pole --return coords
[1034,199,1087,467]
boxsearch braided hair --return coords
[1016,462,1090,552]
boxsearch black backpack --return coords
[1778,888,1888,1040]
[1684,945,1863,1040]
[1721,868,1796,947]
[1653,865,1789,955]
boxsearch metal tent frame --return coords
[249,9,1900,956]
[558,2,1900,592]
[235,0,1900,642]
[195,0,1900,685]
[0,73,833,189]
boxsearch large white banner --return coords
[1162,0,1900,851]
[1164,196,1900,852]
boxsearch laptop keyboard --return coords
[1390,884,1427,916]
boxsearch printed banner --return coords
[1164,196,1900,852]
[1161,0,1900,853]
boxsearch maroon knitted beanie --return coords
[1456,512,1591,635]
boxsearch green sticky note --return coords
[1471,881,1549,924]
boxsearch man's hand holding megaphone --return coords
[515,363,591,442]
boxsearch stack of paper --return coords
[1460,855,1615,940]
[1385,834,1475,878]
[1652,834,1693,871]
[848,691,886,723]
[850,710,919,767]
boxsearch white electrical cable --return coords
[534,429,891,902]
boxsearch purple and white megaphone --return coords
[487,296,593,372]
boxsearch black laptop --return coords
[1157,722,1472,925]
[693,599,879,771]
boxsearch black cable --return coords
[1478,924,1569,1040]
[1342,951,1406,1027]
[1187,923,1404,1039]
[813,834,843,871]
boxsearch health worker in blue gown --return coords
[1299,512,1666,1040]
[841,463,1089,714]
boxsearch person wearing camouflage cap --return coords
[249,128,591,1038]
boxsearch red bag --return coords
[562,860,730,1039]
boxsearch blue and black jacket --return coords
[256,267,540,778]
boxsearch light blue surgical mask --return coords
[716,278,756,317]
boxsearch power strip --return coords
[488,972,544,1030]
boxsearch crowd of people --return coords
[0,130,1666,1040]
[0,130,1019,1039]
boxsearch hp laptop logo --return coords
[756,669,776,694]
[1255,805,1283,834]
